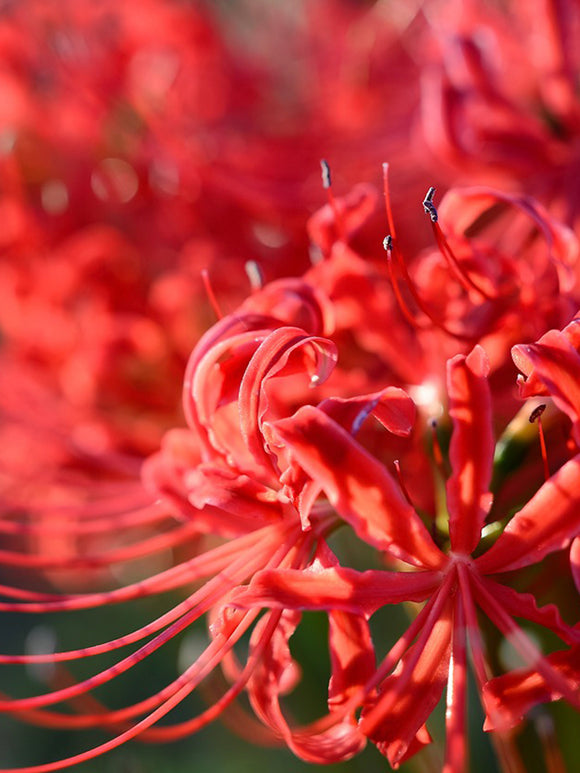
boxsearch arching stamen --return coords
[393,459,414,506]
[430,419,449,478]
[422,187,496,301]
[201,268,223,320]
[320,159,345,240]
[245,260,264,294]
[383,236,430,331]
[529,403,550,481]
[382,163,397,240]
[381,173,476,342]
[535,711,567,773]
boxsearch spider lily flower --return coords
[0,277,415,771]
[233,345,580,770]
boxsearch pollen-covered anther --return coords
[528,403,547,424]
[422,186,438,222]
[320,159,332,190]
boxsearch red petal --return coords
[318,386,415,437]
[360,597,453,768]
[307,183,378,255]
[512,329,580,443]
[247,610,366,763]
[475,453,580,574]
[267,406,446,569]
[328,610,375,711]
[239,326,338,471]
[446,346,494,554]
[572,536,580,596]
[232,565,441,617]
[483,646,580,732]
[474,577,580,645]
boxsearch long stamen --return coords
[472,574,580,712]
[422,187,496,301]
[381,172,476,341]
[393,459,414,506]
[245,260,264,293]
[201,268,224,320]
[383,235,431,331]
[529,403,550,482]
[443,590,468,773]
[320,159,345,240]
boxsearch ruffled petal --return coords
[318,386,415,437]
[307,183,378,256]
[232,565,441,617]
[239,326,338,471]
[476,453,580,574]
[360,596,453,769]
[247,610,367,763]
[474,577,580,645]
[512,328,580,443]
[483,646,580,732]
[267,406,447,569]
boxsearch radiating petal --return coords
[266,406,446,569]
[475,577,580,645]
[360,598,453,768]
[475,453,580,574]
[446,346,494,554]
[232,565,441,617]
[328,610,375,711]
[483,646,580,732]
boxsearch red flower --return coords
[0,277,416,771]
[233,345,580,769]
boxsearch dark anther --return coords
[422,186,438,222]
[320,159,331,189]
[383,234,392,251]
[529,404,547,423]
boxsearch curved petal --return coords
[512,329,580,442]
[239,327,338,471]
[474,577,580,645]
[328,609,375,711]
[232,565,441,617]
[475,453,580,574]
[247,610,367,763]
[483,646,580,732]
[360,597,453,769]
[318,387,415,437]
[446,346,494,554]
[267,406,446,569]
[307,183,378,256]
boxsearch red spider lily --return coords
[232,345,580,770]
[0,276,416,771]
